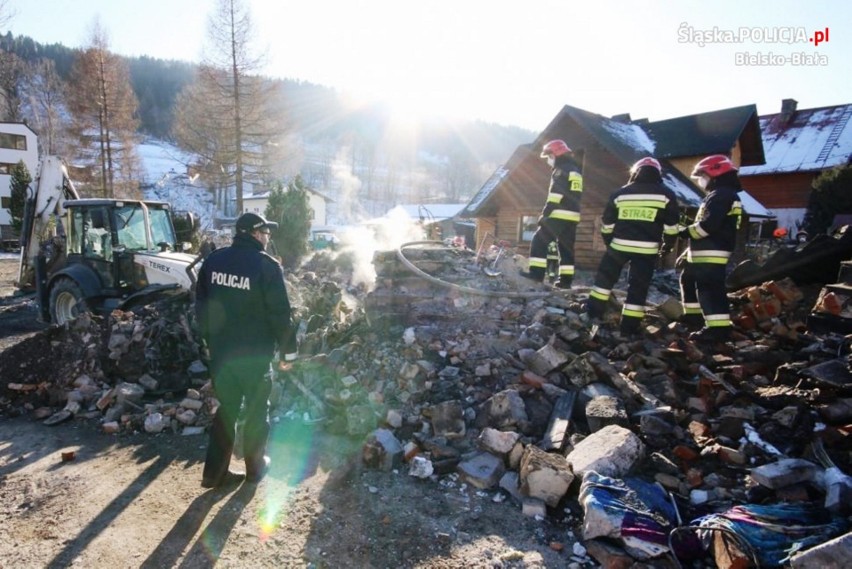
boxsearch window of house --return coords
[519,215,538,242]
[0,197,10,208]
[0,163,17,175]
[0,133,27,151]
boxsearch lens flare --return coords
[254,419,320,539]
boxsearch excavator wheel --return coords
[49,278,89,325]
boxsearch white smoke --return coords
[337,206,428,290]
[332,148,364,224]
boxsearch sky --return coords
[5,0,850,131]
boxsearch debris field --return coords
[1,244,851,568]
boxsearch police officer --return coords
[524,139,583,289]
[679,155,743,343]
[587,157,679,336]
[195,212,297,488]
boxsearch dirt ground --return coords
[0,257,580,569]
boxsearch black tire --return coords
[49,278,89,325]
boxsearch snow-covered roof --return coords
[662,171,703,208]
[738,190,774,218]
[244,191,270,200]
[393,203,468,223]
[244,186,334,202]
[740,104,852,175]
[462,166,508,216]
[601,120,656,154]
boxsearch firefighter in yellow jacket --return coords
[679,155,743,343]
[587,157,679,336]
[523,140,583,289]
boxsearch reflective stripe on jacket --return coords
[600,181,679,255]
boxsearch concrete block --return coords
[750,458,820,489]
[566,425,645,478]
[457,452,505,489]
[499,471,523,503]
[562,353,598,388]
[478,427,521,458]
[519,445,574,507]
[362,428,403,471]
[430,400,466,439]
[483,389,528,430]
[585,396,628,432]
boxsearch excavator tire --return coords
[49,278,89,325]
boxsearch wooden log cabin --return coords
[460,104,767,270]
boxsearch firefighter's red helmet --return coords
[540,139,572,159]
[630,157,662,173]
[691,155,737,179]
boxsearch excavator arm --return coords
[17,156,79,290]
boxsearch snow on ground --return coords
[137,140,217,231]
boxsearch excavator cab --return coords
[19,156,199,324]
[45,199,194,323]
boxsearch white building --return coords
[242,186,331,231]
[0,123,39,230]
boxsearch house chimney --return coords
[780,98,798,123]
[611,113,632,123]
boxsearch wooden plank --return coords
[540,390,578,451]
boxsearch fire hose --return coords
[396,240,552,300]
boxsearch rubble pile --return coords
[318,246,852,568]
[0,260,366,435]
[0,293,214,432]
[2,243,852,566]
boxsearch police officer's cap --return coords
[235,212,279,234]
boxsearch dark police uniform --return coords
[588,175,680,334]
[528,155,583,288]
[679,175,742,339]
[196,226,297,487]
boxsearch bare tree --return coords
[0,49,23,121]
[174,0,285,214]
[66,20,140,198]
[20,58,69,156]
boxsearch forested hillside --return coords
[1,32,532,160]
[0,31,535,218]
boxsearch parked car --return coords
[310,231,338,251]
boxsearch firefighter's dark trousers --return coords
[587,248,655,334]
[529,219,577,285]
[203,358,272,482]
[679,261,732,337]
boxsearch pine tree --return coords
[65,20,141,198]
[803,165,852,236]
[265,177,312,268]
[9,160,31,232]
